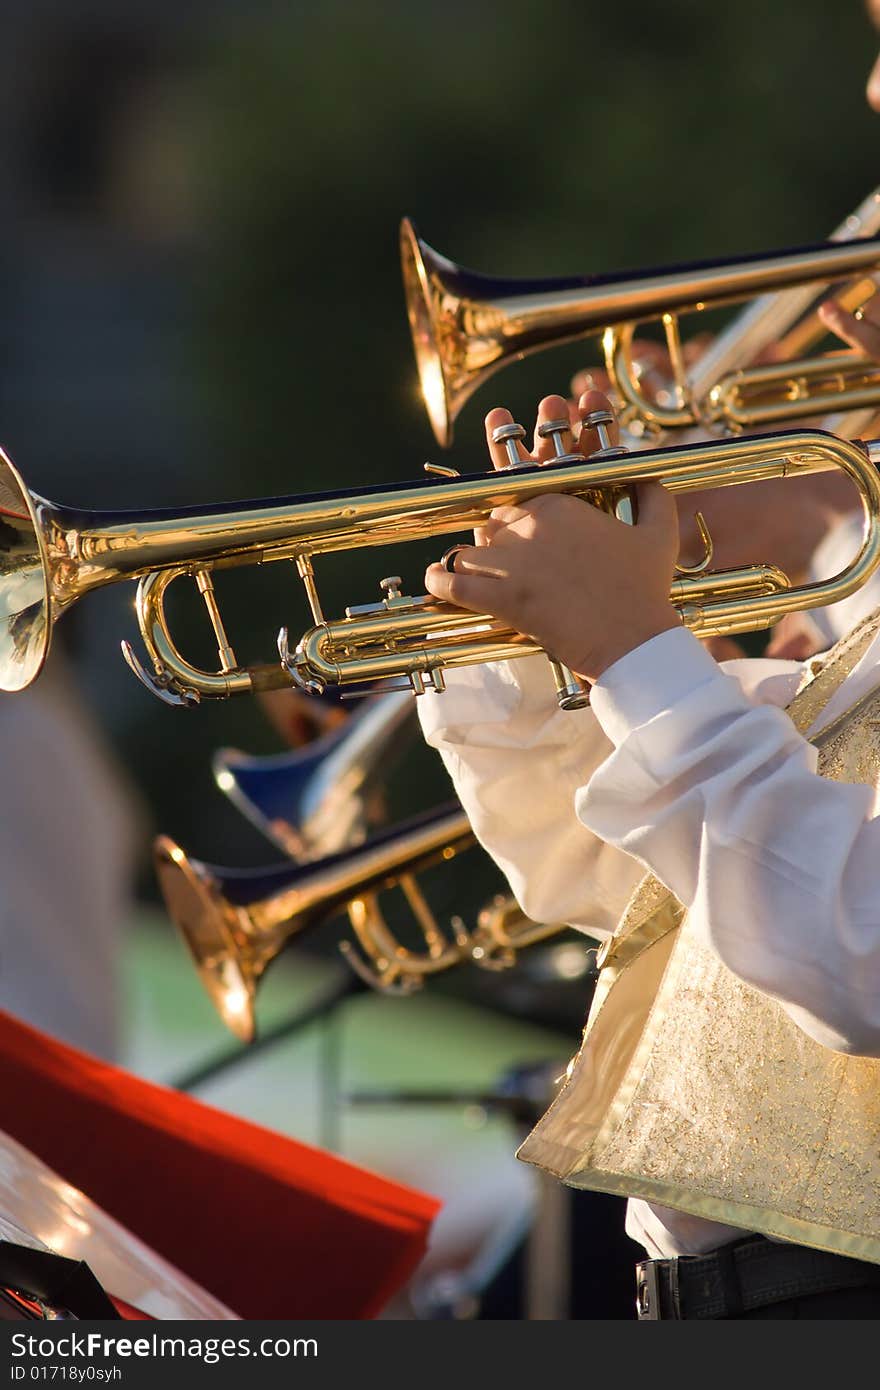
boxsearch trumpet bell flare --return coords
[400,217,453,448]
[0,448,50,693]
[153,835,256,1043]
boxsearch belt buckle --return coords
[635,1260,663,1320]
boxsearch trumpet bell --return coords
[212,690,413,860]
[401,217,458,449]
[154,835,259,1043]
[0,449,51,693]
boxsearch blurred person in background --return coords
[0,20,188,1061]
[0,642,141,1059]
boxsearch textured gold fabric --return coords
[518,612,880,1260]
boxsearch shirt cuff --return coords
[590,627,726,747]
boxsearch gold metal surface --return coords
[287,430,880,700]
[465,893,570,969]
[706,353,880,431]
[156,809,572,1039]
[401,210,880,446]
[0,450,50,693]
[4,429,880,704]
[685,188,880,418]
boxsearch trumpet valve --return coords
[380,575,404,603]
[491,421,528,468]
[536,417,581,465]
[582,408,627,460]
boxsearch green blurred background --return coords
[3,0,879,1316]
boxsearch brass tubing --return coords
[709,355,880,430]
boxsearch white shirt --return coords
[418,513,880,1258]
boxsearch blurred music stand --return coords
[171,969,365,1156]
[346,1060,575,1320]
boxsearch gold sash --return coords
[517,613,880,1261]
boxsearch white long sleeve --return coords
[587,625,880,1056]
[417,654,644,939]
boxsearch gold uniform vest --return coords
[517,613,880,1262]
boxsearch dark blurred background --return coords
[3,0,878,1316]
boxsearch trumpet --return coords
[684,187,880,435]
[154,804,569,1041]
[212,690,414,860]
[401,211,880,448]
[4,430,880,709]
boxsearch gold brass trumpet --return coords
[155,803,571,1041]
[401,212,880,448]
[5,430,880,707]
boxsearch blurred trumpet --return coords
[683,187,880,440]
[401,192,880,449]
[463,893,573,970]
[155,803,473,1041]
[154,805,569,1041]
[213,690,414,860]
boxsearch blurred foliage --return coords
[39,0,880,891]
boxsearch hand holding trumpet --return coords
[426,392,681,684]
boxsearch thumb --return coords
[634,479,678,534]
[633,481,679,567]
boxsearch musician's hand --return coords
[765,611,827,662]
[426,393,680,682]
[258,689,348,747]
[818,293,880,359]
[702,636,748,662]
[569,334,712,423]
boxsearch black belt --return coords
[636,1235,880,1319]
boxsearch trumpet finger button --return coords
[491,421,528,469]
[537,417,578,464]
[582,408,626,460]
